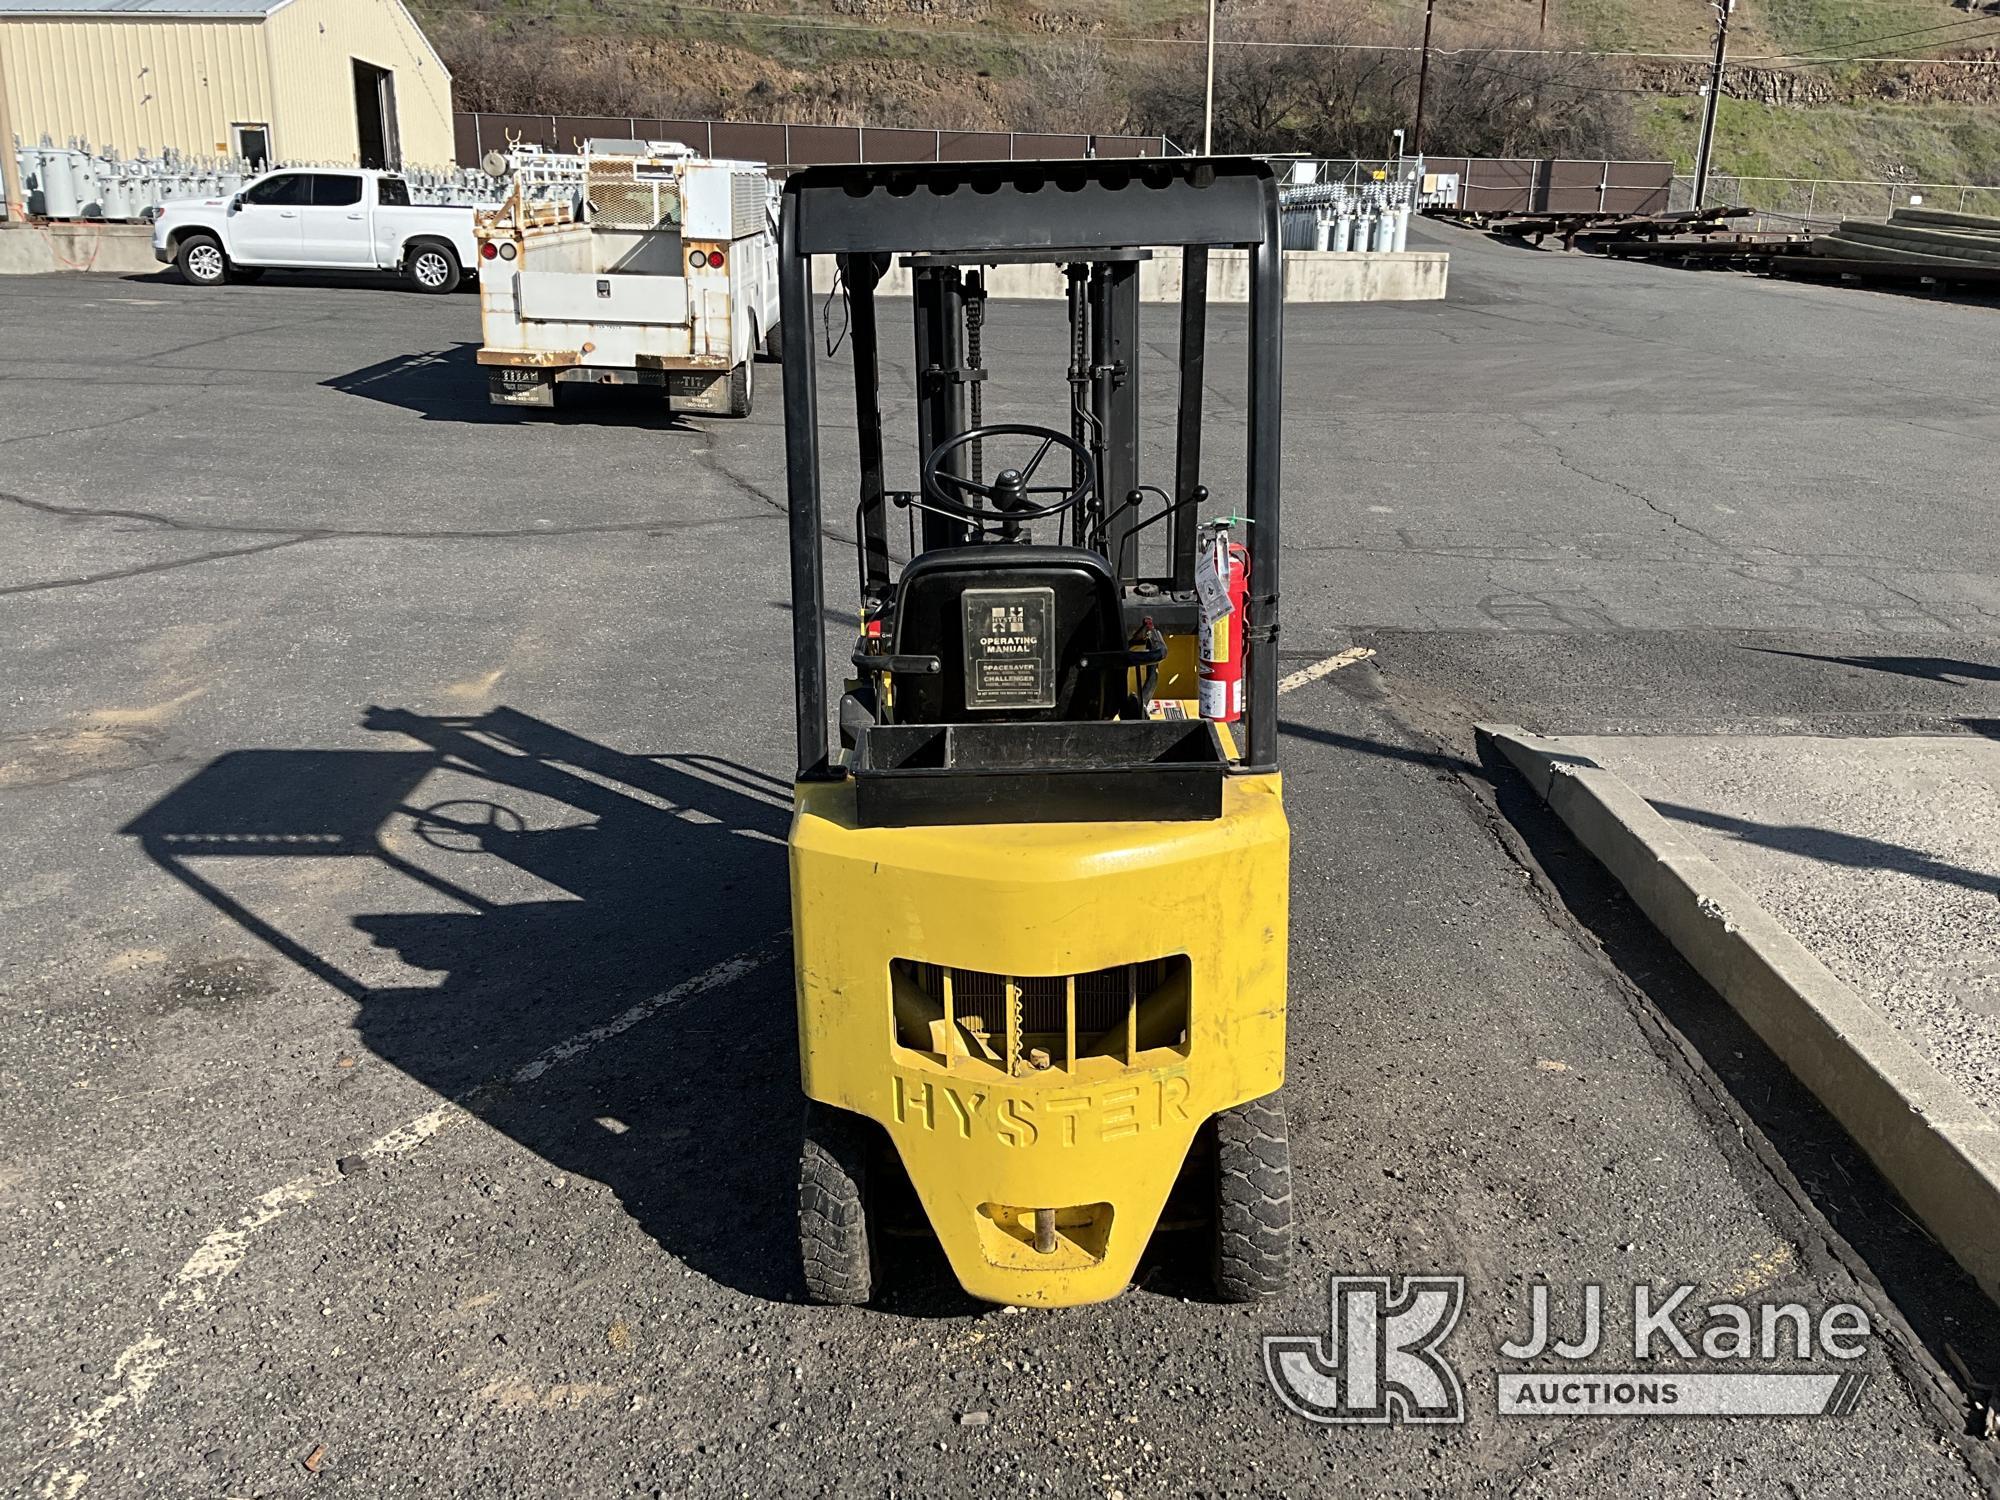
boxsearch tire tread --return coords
[1212,1093,1294,1302]
[798,1102,875,1305]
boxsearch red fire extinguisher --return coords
[1196,520,1249,723]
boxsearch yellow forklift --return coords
[777,157,1291,1307]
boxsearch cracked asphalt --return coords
[3,225,1999,1498]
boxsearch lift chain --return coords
[965,270,987,485]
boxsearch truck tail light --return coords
[499,242,517,261]
[707,248,725,269]
[480,242,498,260]
[689,250,708,269]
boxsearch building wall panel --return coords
[261,0,454,167]
[0,17,271,157]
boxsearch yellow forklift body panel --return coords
[789,772,1288,1305]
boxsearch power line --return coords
[616,0,2000,69]
[1443,57,1666,96]
[1736,11,2000,60]
[1761,31,2000,68]
[637,1,1720,60]
[1751,23,2000,67]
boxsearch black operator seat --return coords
[888,545,1126,724]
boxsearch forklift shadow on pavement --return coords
[322,343,707,430]
[119,705,981,1310]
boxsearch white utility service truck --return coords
[474,141,778,417]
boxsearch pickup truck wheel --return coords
[405,240,460,294]
[175,235,228,287]
[725,358,753,418]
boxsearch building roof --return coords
[0,0,288,15]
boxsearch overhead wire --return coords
[627,0,2000,72]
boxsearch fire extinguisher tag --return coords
[1194,533,1231,619]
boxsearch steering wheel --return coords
[920,423,1094,528]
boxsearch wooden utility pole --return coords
[0,32,26,223]
[1691,0,1735,209]
[1202,0,1219,154]
[1411,0,1437,156]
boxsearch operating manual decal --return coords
[961,586,1057,711]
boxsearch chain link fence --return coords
[1671,173,2000,226]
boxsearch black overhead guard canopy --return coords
[782,156,1279,255]
[777,156,1286,780]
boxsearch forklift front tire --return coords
[1212,1093,1294,1302]
[798,1101,876,1305]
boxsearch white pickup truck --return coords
[153,167,479,293]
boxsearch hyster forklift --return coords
[779,157,1291,1307]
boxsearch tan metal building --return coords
[0,0,455,169]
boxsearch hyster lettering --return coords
[890,1073,1192,1146]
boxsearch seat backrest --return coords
[889,545,1124,724]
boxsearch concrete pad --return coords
[811,247,1448,303]
[1561,732,2000,1119]
[1480,725,2000,1304]
[0,221,158,276]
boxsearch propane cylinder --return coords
[1195,522,1249,723]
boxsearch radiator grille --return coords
[892,957,1188,1075]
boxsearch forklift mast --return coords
[778,158,1285,778]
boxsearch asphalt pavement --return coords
[3,229,1999,1498]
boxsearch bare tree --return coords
[1126,10,1640,159]
[1010,40,1113,134]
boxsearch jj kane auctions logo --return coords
[1265,1276,1873,1423]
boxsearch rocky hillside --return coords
[412,0,2000,185]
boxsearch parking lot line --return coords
[36,936,787,1495]
[1279,646,1376,694]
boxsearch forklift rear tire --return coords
[726,358,753,418]
[1212,1094,1294,1302]
[798,1101,876,1305]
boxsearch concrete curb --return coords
[1477,723,2000,1304]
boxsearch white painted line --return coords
[37,936,787,1495]
[1278,646,1375,695]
